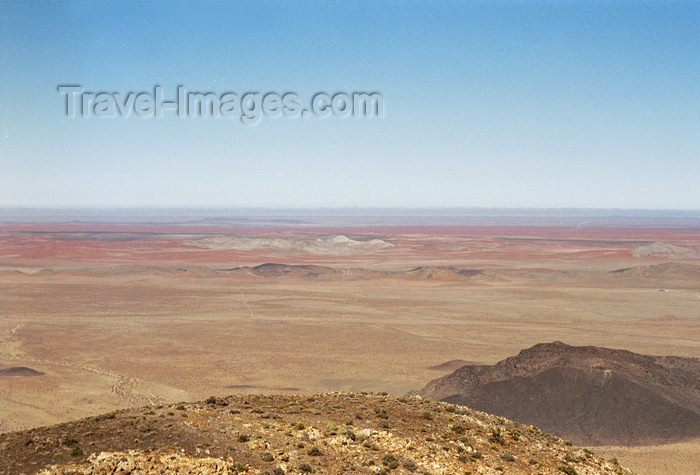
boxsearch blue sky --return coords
[0,0,698,209]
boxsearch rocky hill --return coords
[609,262,700,279]
[0,392,630,474]
[413,342,700,446]
[632,242,698,259]
[0,366,45,377]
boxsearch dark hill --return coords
[249,263,342,278]
[427,359,474,372]
[412,342,700,446]
[609,262,700,278]
[405,267,484,281]
[0,367,44,377]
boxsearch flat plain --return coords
[0,217,698,474]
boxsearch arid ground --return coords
[1,216,698,474]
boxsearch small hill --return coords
[18,263,493,283]
[405,267,483,281]
[248,263,342,278]
[0,366,44,377]
[226,264,487,282]
[609,262,700,279]
[413,342,700,446]
[0,393,631,474]
[427,359,474,372]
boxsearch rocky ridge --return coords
[0,392,631,475]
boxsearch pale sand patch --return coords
[594,439,700,475]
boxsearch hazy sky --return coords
[0,1,698,209]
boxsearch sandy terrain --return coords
[596,441,700,475]
[0,218,698,473]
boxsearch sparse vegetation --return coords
[489,427,506,445]
[402,458,418,471]
[307,447,322,456]
[382,454,399,469]
[558,465,578,475]
[1,393,631,475]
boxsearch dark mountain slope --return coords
[413,342,700,445]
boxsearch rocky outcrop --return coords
[1,392,631,474]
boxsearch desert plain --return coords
[0,215,698,474]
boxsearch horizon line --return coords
[1,206,699,211]
[1,206,700,220]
